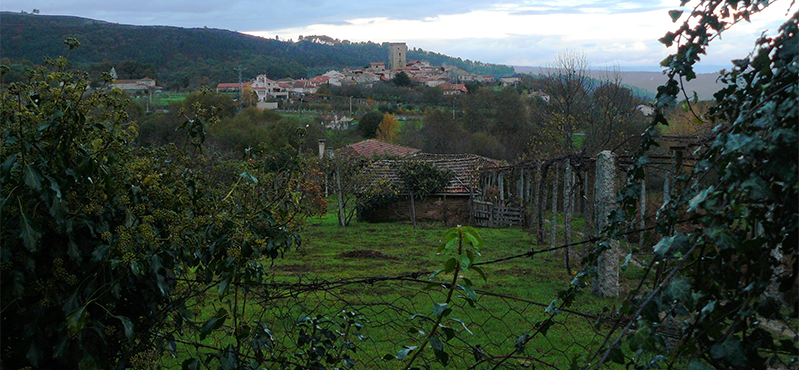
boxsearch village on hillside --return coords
[212,43,521,109]
[109,42,522,111]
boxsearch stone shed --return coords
[359,153,502,225]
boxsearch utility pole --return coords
[234,65,245,112]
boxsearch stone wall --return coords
[359,195,470,226]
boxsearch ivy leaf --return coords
[688,186,714,212]
[115,315,134,339]
[19,209,42,252]
[709,338,748,368]
[182,358,201,370]
[669,10,683,22]
[23,163,43,191]
[199,308,228,340]
[66,305,87,332]
[685,360,713,370]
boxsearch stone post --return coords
[593,151,619,297]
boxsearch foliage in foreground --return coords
[575,4,798,369]
[0,44,324,368]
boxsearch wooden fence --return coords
[472,200,525,228]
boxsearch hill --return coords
[513,66,722,101]
[0,12,514,89]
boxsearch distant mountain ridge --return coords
[0,12,514,89]
[513,66,723,101]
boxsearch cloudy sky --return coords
[4,1,794,72]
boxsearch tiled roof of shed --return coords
[338,139,421,158]
[366,153,502,194]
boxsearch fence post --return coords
[564,161,573,272]
[499,172,505,201]
[550,162,559,250]
[517,168,524,205]
[593,150,619,298]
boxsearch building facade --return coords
[387,42,407,71]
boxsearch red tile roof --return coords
[338,139,421,158]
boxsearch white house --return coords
[252,75,288,101]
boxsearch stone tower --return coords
[387,42,407,70]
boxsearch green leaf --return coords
[19,209,42,252]
[515,333,529,353]
[433,303,451,318]
[396,346,417,361]
[459,280,478,302]
[685,360,713,370]
[653,233,688,257]
[458,252,472,271]
[182,358,201,370]
[430,335,444,352]
[200,308,228,340]
[471,266,487,282]
[66,305,86,332]
[709,338,747,368]
[440,326,456,341]
[609,344,625,364]
[115,315,134,339]
[668,10,683,22]
[443,257,457,273]
[688,186,714,212]
[431,336,449,366]
[23,163,43,191]
[218,278,230,295]
[741,175,772,201]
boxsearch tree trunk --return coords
[336,166,345,228]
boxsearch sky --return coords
[3,1,795,72]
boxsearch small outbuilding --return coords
[359,153,502,225]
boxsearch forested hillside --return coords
[0,12,514,89]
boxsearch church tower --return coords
[387,42,407,70]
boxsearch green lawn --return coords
[164,198,640,369]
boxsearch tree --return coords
[528,51,647,158]
[357,110,384,138]
[397,161,453,228]
[392,71,413,87]
[0,45,323,368]
[580,5,798,369]
[419,109,470,154]
[376,112,400,143]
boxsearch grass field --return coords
[165,198,643,369]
